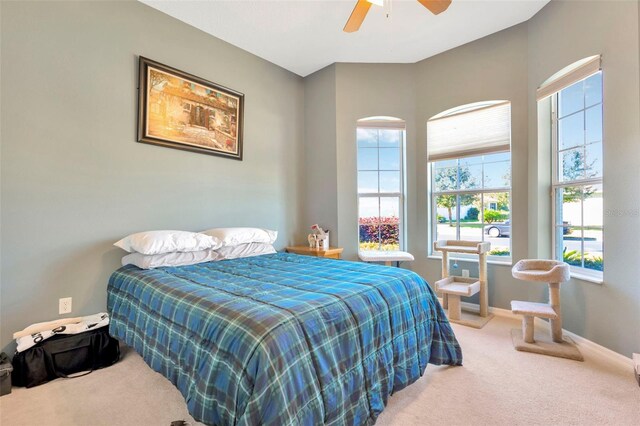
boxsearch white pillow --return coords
[114,230,221,255]
[216,243,276,260]
[200,227,277,247]
[122,249,220,269]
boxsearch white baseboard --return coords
[452,299,633,370]
[561,328,633,370]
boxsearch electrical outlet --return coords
[462,269,470,278]
[59,297,72,314]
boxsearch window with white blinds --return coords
[427,101,511,162]
[537,55,601,101]
[427,101,513,260]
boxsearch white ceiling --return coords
[140,0,549,77]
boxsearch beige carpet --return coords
[1,316,638,425]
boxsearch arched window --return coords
[427,101,512,259]
[356,117,405,252]
[539,55,603,279]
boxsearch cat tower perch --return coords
[433,240,493,329]
[510,259,583,361]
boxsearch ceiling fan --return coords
[344,0,452,33]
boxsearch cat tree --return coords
[510,259,583,361]
[433,240,493,328]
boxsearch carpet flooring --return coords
[1,315,637,425]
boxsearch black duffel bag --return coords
[12,326,120,388]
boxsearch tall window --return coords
[357,118,405,251]
[549,66,603,277]
[428,102,512,259]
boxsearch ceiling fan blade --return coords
[343,0,373,33]
[417,0,452,15]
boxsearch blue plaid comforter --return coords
[107,253,462,425]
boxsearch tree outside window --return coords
[431,154,512,258]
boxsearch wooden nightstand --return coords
[285,246,344,259]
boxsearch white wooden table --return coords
[358,250,414,267]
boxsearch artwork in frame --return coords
[137,57,244,160]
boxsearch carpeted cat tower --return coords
[510,259,583,361]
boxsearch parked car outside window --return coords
[484,220,510,238]
[484,220,571,237]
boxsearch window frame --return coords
[356,126,406,252]
[429,154,512,262]
[550,71,604,280]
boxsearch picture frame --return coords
[137,56,244,160]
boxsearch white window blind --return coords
[536,55,601,101]
[357,118,406,130]
[427,102,511,161]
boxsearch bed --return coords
[107,252,462,425]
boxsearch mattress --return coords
[107,252,462,425]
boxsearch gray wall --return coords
[527,0,640,357]
[302,65,338,240]
[301,62,418,261]
[0,0,304,351]
[303,1,640,356]
[335,63,417,261]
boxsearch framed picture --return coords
[137,56,244,160]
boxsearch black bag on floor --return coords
[12,326,120,388]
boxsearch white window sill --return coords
[569,271,604,285]
[428,255,512,267]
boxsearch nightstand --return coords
[285,246,344,259]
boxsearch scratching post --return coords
[441,250,449,309]
[448,295,461,321]
[510,259,583,361]
[523,316,534,343]
[479,252,488,318]
[433,240,493,329]
[549,282,562,343]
